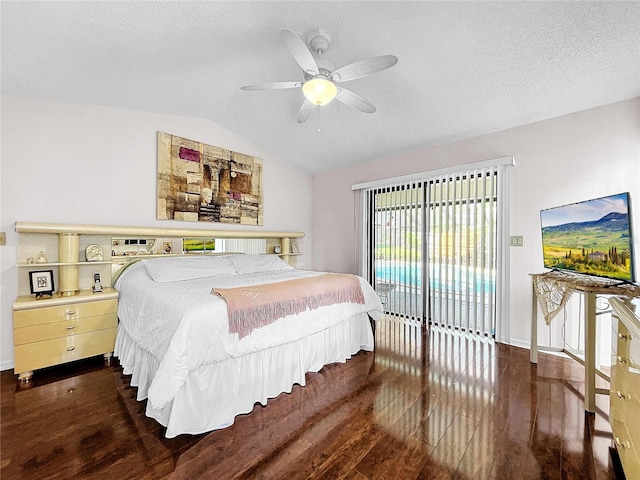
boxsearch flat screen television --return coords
[540,192,635,283]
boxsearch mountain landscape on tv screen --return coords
[542,211,632,280]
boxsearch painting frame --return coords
[157,132,263,225]
[291,242,299,254]
[29,270,54,298]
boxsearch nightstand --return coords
[13,288,118,382]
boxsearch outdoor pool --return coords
[374,262,495,293]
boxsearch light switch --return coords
[510,235,523,247]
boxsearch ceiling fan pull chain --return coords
[317,105,321,133]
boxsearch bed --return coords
[114,254,383,438]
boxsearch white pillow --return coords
[142,256,237,282]
[226,254,294,274]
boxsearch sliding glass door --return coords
[371,183,424,323]
[427,171,497,336]
[366,168,499,337]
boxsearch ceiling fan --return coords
[241,28,398,123]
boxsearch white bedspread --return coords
[115,261,383,412]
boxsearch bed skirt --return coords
[115,313,374,438]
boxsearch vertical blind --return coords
[369,182,424,322]
[427,169,497,335]
[354,159,511,339]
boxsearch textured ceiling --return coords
[2,1,639,174]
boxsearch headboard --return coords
[15,222,304,296]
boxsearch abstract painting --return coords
[157,132,263,225]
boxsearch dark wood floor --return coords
[1,316,619,480]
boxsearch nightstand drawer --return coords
[611,298,640,480]
[612,419,640,480]
[14,328,117,373]
[14,299,117,328]
[14,313,117,345]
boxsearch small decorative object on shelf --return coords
[26,256,34,264]
[29,270,54,298]
[85,244,104,262]
[273,245,281,254]
[291,242,299,253]
[93,273,103,293]
[35,251,48,264]
[164,242,173,254]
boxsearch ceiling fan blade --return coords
[241,81,302,91]
[281,29,319,76]
[297,99,314,123]
[336,88,376,114]
[331,55,398,83]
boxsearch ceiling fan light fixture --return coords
[242,28,398,122]
[302,78,337,105]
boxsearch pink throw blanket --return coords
[212,273,365,338]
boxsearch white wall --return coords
[0,95,313,370]
[3,96,637,368]
[311,98,640,347]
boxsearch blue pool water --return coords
[375,262,495,293]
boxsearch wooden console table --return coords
[530,271,640,413]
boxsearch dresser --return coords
[13,288,118,382]
[610,297,640,479]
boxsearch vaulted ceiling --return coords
[2,1,638,174]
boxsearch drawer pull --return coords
[618,333,632,340]
[615,437,631,449]
[66,346,75,352]
[617,356,629,364]
[616,390,632,400]
[66,325,75,330]
[65,310,76,316]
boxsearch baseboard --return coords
[508,338,530,350]
[0,359,15,372]
[507,338,572,357]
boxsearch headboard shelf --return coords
[15,222,304,240]
[17,261,113,268]
[15,222,305,296]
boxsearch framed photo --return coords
[29,270,54,298]
[291,242,299,254]
[163,242,173,254]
